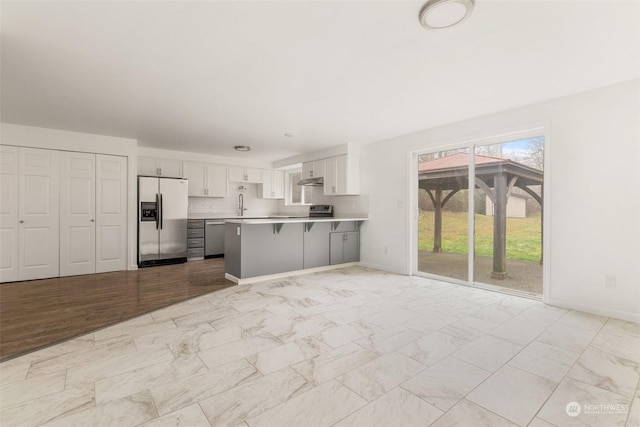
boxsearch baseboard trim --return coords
[358,261,409,276]
[546,297,640,323]
[226,262,360,285]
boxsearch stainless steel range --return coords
[309,205,333,218]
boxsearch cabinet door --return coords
[245,168,262,183]
[272,170,284,199]
[206,164,228,197]
[18,148,59,280]
[0,146,19,282]
[60,152,96,277]
[95,155,127,273]
[329,232,345,265]
[335,155,348,195]
[228,166,246,182]
[302,162,314,179]
[183,161,206,196]
[313,160,325,178]
[261,170,274,198]
[344,231,360,263]
[324,157,337,195]
[158,158,182,178]
[138,156,159,176]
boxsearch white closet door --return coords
[18,148,59,280]
[96,154,127,273]
[60,152,96,276]
[0,146,19,282]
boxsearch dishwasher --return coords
[205,220,226,258]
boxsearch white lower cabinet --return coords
[0,145,127,283]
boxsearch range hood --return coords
[297,177,324,186]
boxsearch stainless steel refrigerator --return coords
[138,176,188,267]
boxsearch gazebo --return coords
[419,152,543,279]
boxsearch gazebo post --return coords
[492,172,508,279]
[433,188,443,252]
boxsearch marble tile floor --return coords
[1,266,638,427]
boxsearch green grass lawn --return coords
[418,211,542,262]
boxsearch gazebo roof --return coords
[418,152,543,190]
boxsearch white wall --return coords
[359,79,640,322]
[0,123,139,270]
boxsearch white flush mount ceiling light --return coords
[233,145,251,152]
[419,0,475,30]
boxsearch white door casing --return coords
[0,146,19,282]
[60,151,96,276]
[96,154,127,273]
[18,148,60,280]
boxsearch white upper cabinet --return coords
[138,156,182,178]
[183,162,228,197]
[206,164,229,197]
[229,166,262,183]
[260,170,284,199]
[324,154,360,196]
[302,160,324,179]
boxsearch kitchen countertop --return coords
[187,214,299,220]
[225,216,368,224]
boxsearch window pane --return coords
[290,172,302,204]
[417,148,469,281]
[474,136,543,295]
[302,185,313,204]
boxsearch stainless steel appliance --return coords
[138,176,188,267]
[309,204,334,217]
[297,176,323,186]
[205,219,226,258]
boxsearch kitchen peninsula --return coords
[224,216,367,283]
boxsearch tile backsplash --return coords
[189,183,369,217]
[188,183,279,216]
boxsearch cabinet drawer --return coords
[187,248,204,259]
[187,220,204,229]
[187,238,204,248]
[187,228,204,238]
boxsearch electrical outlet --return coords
[605,275,616,289]
[384,246,389,255]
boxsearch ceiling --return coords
[2,1,639,162]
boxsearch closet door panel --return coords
[60,151,96,276]
[96,155,127,273]
[0,146,19,282]
[18,148,59,280]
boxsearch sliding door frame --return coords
[409,123,551,303]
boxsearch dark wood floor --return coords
[0,259,234,362]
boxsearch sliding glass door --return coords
[415,136,544,296]
[417,148,470,282]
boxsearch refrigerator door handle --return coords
[160,193,164,230]
[155,193,160,230]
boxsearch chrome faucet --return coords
[238,193,246,216]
